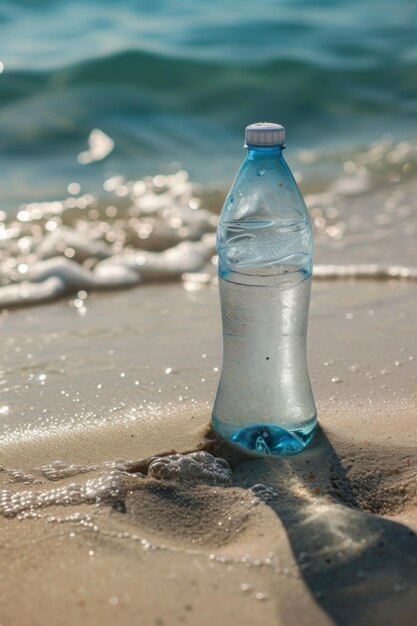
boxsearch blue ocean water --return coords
[0,0,416,208]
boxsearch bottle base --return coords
[212,419,317,456]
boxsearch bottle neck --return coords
[246,145,285,159]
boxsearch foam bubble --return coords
[249,484,278,503]
[39,458,137,481]
[0,470,142,518]
[0,452,232,518]
[148,452,232,485]
[0,466,42,485]
[0,169,217,308]
[77,129,115,165]
[314,264,417,281]
[1,144,416,309]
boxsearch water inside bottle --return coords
[212,138,317,456]
[212,267,317,456]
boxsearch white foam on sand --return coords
[0,452,234,519]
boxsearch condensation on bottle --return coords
[211,122,317,456]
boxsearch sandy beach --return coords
[1,274,416,626]
[1,1,417,623]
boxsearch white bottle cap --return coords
[245,122,285,147]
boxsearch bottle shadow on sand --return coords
[226,426,417,626]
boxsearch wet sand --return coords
[1,279,416,626]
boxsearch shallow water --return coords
[0,133,416,309]
[1,0,417,206]
[1,0,416,306]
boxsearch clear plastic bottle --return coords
[212,122,317,455]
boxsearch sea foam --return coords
[1,136,417,310]
[0,452,232,518]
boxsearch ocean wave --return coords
[0,168,217,308]
[1,47,417,154]
[3,46,417,109]
[1,0,416,206]
[0,145,416,310]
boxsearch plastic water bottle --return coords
[212,122,317,456]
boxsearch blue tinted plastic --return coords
[212,144,317,456]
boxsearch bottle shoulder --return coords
[220,154,310,226]
[217,153,313,275]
